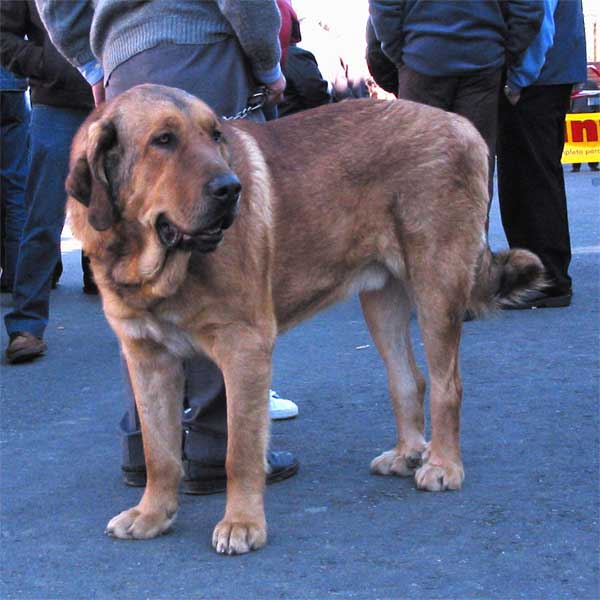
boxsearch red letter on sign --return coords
[571,120,599,143]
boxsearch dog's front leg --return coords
[106,337,184,539]
[211,330,273,555]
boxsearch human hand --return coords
[92,81,106,106]
[265,74,286,105]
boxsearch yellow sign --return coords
[562,112,600,163]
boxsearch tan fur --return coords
[67,85,544,554]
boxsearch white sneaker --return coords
[269,389,299,420]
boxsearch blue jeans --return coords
[1,92,30,290]
[5,104,89,338]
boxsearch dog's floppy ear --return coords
[66,112,119,231]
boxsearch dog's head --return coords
[67,84,241,286]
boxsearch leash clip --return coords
[247,85,270,109]
[223,86,271,120]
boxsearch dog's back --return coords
[227,99,540,326]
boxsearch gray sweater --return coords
[35,0,282,85]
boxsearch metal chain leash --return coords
[222,86,271,120]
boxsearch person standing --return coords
[278,10,331,117]
[36,0,298,494]
[368,0,544,199]
[498,0,587,309]
[0,65,29,294]
[1,0,95,363]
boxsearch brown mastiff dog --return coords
[66,84,543,554]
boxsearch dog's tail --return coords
[468,246,546,317]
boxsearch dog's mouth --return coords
[156,213,234,253]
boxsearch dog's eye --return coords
[152,132,177,148]
[212,129,223,143]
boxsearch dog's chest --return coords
[118,310,197,358]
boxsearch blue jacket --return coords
[369,0,543,77]
[508,0,587,91]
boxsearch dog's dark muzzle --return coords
[206,173,241,211]
[156,174,241,254]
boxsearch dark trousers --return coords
[1,91,29,290]
[106,41,263,471]
[396,64,502,201]
[497,84,573,294]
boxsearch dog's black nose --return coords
[206,173,241,206]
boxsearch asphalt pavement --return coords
[1,167,598,600]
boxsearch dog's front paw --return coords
[212,518,267,555]
[415,459,464,491]
[370,444,425,477]
[105,505,176,539]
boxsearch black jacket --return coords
[0,0,93,109]
[366,18,398,95]
[279,46,331,117]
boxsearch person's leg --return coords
[5,104,88,361]
[107,42,297,489]
[180,357,228,491]
[108,43,238,482]
[0,91,30,292]
[497,84,573,300]
[452,68,503,202]
[396,64,455,111]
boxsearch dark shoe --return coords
[5,332,47,363]
[121,466,147,487]
[590,163,599,172]
[122,451,299,494]
[502,289,572,310]
[571,164,581,173]
[183,450,299,495]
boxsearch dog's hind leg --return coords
[413,282,466,492]
[106,339,184,539]
[360,280,427,477]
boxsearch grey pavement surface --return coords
[1,168,599,600]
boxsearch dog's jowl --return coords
[67,84,544,554]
